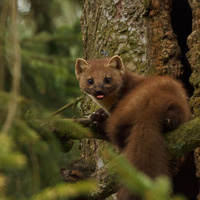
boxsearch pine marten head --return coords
[75,55,125,100]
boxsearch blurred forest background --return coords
[1,0,82,114]
[1,0,195,199]
[0,0,92,199]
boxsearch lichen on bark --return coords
[81,0,147,72]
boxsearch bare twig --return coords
[52,96,83,116]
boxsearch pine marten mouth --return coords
[95,91,105,100]
[96,95,104,100]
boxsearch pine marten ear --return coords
[75,58,89,80]
[107,55,125,75]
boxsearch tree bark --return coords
[146,0,182,77]
[187,1,200,199]
[81,0,147,71]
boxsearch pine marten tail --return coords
[124,121,170,178]
[116,121,169,200]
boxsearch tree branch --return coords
[165,117,200,159]
[50,117,200,159]
[2,0,21,134]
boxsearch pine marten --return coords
[75,55,191,200]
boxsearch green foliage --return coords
[0,132,26,200]
[0,134,26,170]
[31,181,96,200]
[20,22,82,114]
[107,150,186,200]
[1,0,83,117]
[0,91,95,199]
[51,119,95,140]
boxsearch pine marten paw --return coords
[90,108,108,123]
[90,108,109,140]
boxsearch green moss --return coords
[143,0,151,9]
[119,46,129,54]
[190,96,200,117]
[190,70,200,87]
[70,156,96,178]
[165,117,200,159]
[136,62,148,74]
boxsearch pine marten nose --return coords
[95,90,104,100]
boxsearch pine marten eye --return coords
[104,77,112,84]
[88,78,94,85]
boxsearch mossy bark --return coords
[146,0,182,77]
[187,1,200,199]
[81,0,147,72]
[187,0,200,117]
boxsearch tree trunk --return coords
[187,1,200,199]
[81,0,147,71]
[78,0,200,199]
[80,2,148,199]
[146,0,182,77]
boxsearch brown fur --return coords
[75,56,191,200]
